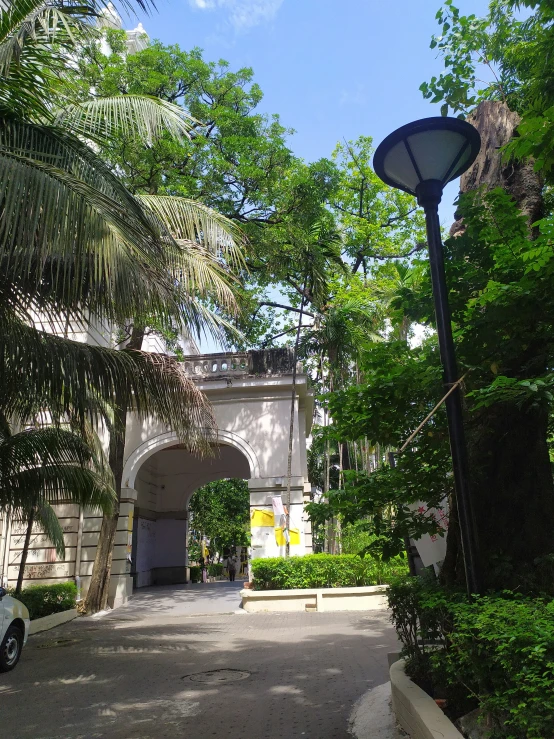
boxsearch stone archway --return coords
[122,428,261,491]
[129,438,252,589]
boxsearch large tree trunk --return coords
[444,101,554,589]
[84,326,144,613]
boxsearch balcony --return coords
[181,348,299,379]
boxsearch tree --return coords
[0,1,245,610]
[0,417,115,594]
[329,137,426,274]
[306,1,554,592]
[188,479,250,557]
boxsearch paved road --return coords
[0,593,399,739]
[116,579,245,617]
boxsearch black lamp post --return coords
[374,117,481,595]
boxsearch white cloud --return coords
[188,0,284,31]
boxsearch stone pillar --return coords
[106,489,137,608]
[248,477,308,560]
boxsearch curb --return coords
[348,681,405,738]
[29,608,78,635]
[390,659,463,739]
[241,584,388,613]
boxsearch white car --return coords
[0,587,30,672]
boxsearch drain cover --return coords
[36,638,80,649]
[182,669,250,684]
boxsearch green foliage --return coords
[329,137,426,272]
[422,0,554,177]
[388,576,554,738]
[188,563,223,579]
[9,582,77,620]
[189,566,202,583]
[315,185,554,575]
[189,478,250,554]
[251,553,408,590]
[307,339,451,559]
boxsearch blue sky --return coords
[134,0,491,221]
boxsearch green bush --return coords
[9,582,77,620]
[387,575,554,738]
[189,566,202,583]
[251,553,408,590]
[208,563,224,577]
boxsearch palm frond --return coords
[138,196,246,271]
[0,121,243,340]
[0,1,154,119]
[34,501,66,557]
[5,465,115,515]
[0,424,116,540]
[0,120,186,324]
[0,315,216,451]
[57,96,197,146]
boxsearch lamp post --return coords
[374,117,481,595]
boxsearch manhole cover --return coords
[182,669,250,684]
[36,638,80,649]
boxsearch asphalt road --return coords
[0,585,398,739]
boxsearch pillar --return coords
[248,477,309,560]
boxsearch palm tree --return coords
[0,0,246,606]
[0,416,115,594]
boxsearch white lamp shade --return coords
[374,118,481,196]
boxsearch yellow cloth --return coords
[275,527,301,546]
[251,508,275,527]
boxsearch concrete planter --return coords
[390,658,463,739]
[29,608,78,635]
[240,584,387,613]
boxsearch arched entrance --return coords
[130,441,251,589]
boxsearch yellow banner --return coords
[275,527,301,546]
[251,508,275,528]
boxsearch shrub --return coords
[387,575,554,738]
[208,563,224,577]
[189,566,202,583]
[251,553,408,590]
[10,582,77,620]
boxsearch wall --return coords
[135,517,156,588]
[0,502,132,605]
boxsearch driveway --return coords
[117,580,245,618]
[0,596,399,739]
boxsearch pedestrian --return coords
[226,554,238,582]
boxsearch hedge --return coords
[387,574,554,738]
[251,553,408,590]
[208,563,224,577]
[189,566,202,583]
[9,582,77,620]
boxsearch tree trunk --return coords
[445,100,554,589]
[451,101,543,237]
[285,288,307,558]
[84,325,144,613]
[15,506,35,596]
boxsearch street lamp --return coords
[374,117,481,595]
